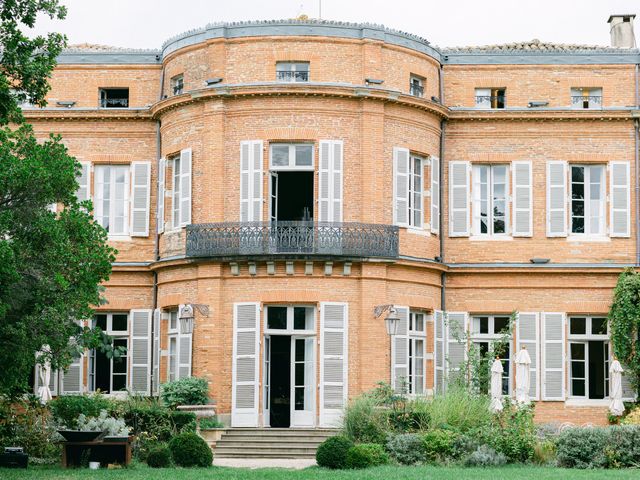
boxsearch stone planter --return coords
[176,404,217,432]
[199,428,226,447]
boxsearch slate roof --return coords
[441,39,637,53]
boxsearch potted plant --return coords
[76,410,131,442]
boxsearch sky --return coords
[27,0,639,50]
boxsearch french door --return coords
[291,336,315,427]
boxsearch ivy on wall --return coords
[608,268,640,396]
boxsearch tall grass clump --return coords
[426,386,492,432]
[342,394,387,444]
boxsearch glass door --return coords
[290,336,315,427]
[569,342,587,397]
[263,335,271,426]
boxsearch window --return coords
[571,87,602,109]
[94,165,130,236]
[276,62,309,82]
[89,313,129,393]
[409,75,424,97]
[171,74,184,96]
[570,165,605,235]
[408,311,426,395]
[471,315,512,395]
[265,306,315,333]
[475,88,506,109]
[171,154,181,229]
[409,156,424,228]
[99,88,129,108]
[568,316,610,399]
[168,310,179,382]
[270,143,314,170]
[472,164,509,236]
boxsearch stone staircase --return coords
[212,428,339,459]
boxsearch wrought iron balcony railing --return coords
[100,98,129,108]
[475,95,506,108]
[571,96,602,108]
[410,84,424,97]
[186,222,399,259]
[276,70,309,82]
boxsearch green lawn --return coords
[1,465,639,480]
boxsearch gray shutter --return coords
[391,306,409,393]
[318,140,343,222]
[516,312,540,400]
[433,310,445,394]
[446,312,468,377]
[320,302,348,427]
[393,147,410,227]
[157,159,165,233]
[449,162,470,237]
[431,156,440,234]
[61,354,83,394]
[232,303,260,427]
[178,333,193,379]
[610,161,630,237]
[541,312,566,400]
[179,148,192,226]
[512,161,533,237]
[152,309,160,395]
[240,141,263,222]
[77,161,91,202]
[546,161,567,237]
[621,365,637,401]
[131,161,151,236]
[130,309,152,395]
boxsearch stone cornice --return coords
[448,108,638,122]
[22,108,153,121]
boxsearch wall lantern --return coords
[374,304,400,336]
[178,304,195,334]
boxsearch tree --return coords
[608,268,640,396]
[0,0,117,396]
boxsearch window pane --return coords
[295,363,304,384]
[479,317,489,334]
[94,314,107,330]
[295,145,313,166]
[494,317,509,334]
[267,307,287,329]
[572,379,585,397]
[571,361,585,378]
[570,342,585,359]
[592,318,608,335]
[271,145,289,167]
[294,307,306,330]
[112,314,128,331]
[295,387,304,410]
[414,314,424,332]
[170,311,177,330]
[571,166,584,183]
[572,216,584,234]
[570,318,587,335]
[112,356,127,374]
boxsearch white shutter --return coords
[240,141,263,222]
[516,312,540,400]
[61,354,84,394]
[393,147,410,227]
[541,312,566,400]
[449,162,470,236]
[610,161,630,237]
[431,156,440,234]
[152,309,161,395]
[546,161,567,237]
[621,365,637,401]
[130,309,152,395]
[178,332,193,379]
[318,140,343,222]
[179,148,192,226]
[433,310,445,394]
[131,161,151,236]
[157,159,165,233]
[76,161,91,202]
[319,302,348,427]
[391,306,409,393]
[446,312,468,378]
[232,302,260,427]
[512,161,533,237]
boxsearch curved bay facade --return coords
[30,18,640,426]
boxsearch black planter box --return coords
[57,430,105,442]
[0,452,28,468]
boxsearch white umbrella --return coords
[609,359,625,417]
[490,358,504,413]
[514,346,532,405]
[36,345,53,404]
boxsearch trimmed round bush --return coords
[146,445,172,468]
[345,444,389,469]
[386,433,426,465]
[316,436,354,469]
[464,445,507,467]
[168,432,212,467]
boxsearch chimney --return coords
[608,14,637,48]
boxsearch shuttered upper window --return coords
[472,164,509,236]
[94,165,130,236]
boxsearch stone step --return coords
[217,439,324,447]
[215,452,317,459]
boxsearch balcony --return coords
[410,84,424,97]
[276,70,309,82]
[186,222,399,259]
[571,96,602,109]
[475,95,506,109]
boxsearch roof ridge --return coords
[441,39,637,53]
[65,43,159,53]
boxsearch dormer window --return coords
[475,88,506,109]
[171,74,184,96]
[409,75,424,97]
[99,88,129,108]
[571,87,602,109]
[276,62,309,82]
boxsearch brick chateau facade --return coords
[32,15,639,426]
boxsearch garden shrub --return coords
[464,445,507,467]
[345,443,389,469]
[342,395,387,444]
[533,440,557,465]
[387,397,431,432]
[422,428,459,462]
[621,406,640,425]
[161,377,209,408]
[49,393,112,429]
[76,410,130,436]
[603,425,640,468]
[556,427,609,468]
[316,436,354,469]
[426,387,492,432]
[450,433,480,460]
[484,402,536,463]
[168,432,212,467]
[199,416,225,429]
[146,444,172,468]
[385,433,426,465]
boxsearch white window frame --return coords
[264,305,316,336]
[409,75,424,97]
[408,156,425,229]
[89,313,129,394]
[567,316,610,400]
[171,74,184,96]
[171,155,181,230]
[269,143,314,171]
[472,164,510,237]
[408,311,426,396]
[94,164,130,238]
[470,315,513,395]
[275,62,310,82]
[569,164,606,237]
[167,310,179,382]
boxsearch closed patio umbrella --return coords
[490,357,504,413]
[609,358,625,417]
[514,346,531,405]
[37,345,53,404]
